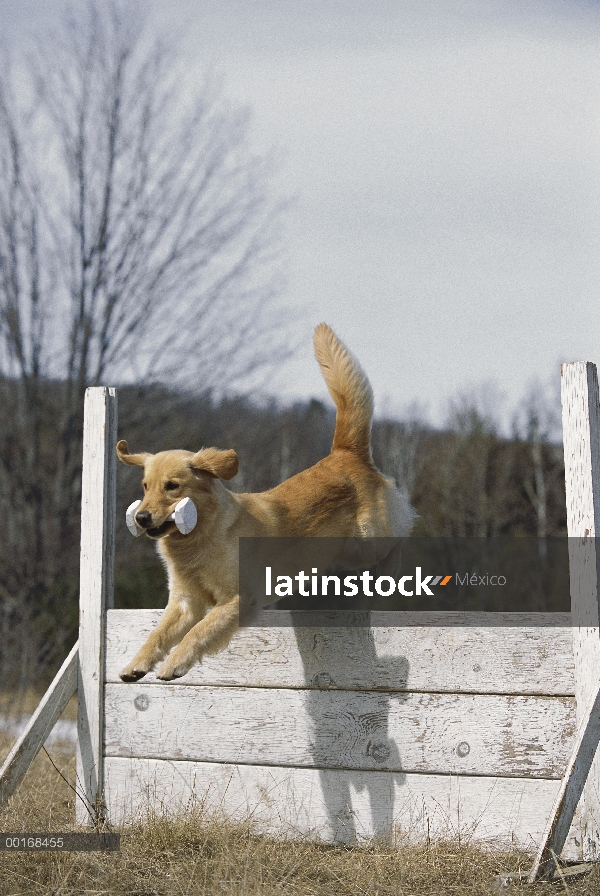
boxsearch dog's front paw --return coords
[156,654,196,681]
[120,668,148,682]
[120,661,152,682]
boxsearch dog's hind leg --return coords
[155,596,240,681]
[120,596,199,681]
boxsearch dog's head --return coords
[116,440,238,538]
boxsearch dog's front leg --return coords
[120,598,199,682]
[156,595,240,681]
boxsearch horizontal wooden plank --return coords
[103,756,581,858]
[104,683,575,779]
[105,609,575,696]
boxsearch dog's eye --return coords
[164,481,179,491]
[142,482,148,491]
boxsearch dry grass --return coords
[0,690,77,723]
[1,744,599,896]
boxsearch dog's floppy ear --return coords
[116,440,151,467]
[190,447,239,480]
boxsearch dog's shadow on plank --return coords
[292,623,409,844]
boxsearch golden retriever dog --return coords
[116,323,414,681]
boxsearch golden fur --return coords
[116,323,414,681]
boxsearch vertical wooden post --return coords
[561,362,600,858]
[76,387,117,826]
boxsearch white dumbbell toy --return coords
[126,497,198,536]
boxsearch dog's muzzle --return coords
[126,498,197,536]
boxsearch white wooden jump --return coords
[3,363,600,877]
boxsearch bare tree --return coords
[0,1,291,683]
[372,402,429,501]
[512,378,563,548]
[414,388,516,537]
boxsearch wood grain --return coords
[106,609,575,696]
[104,683,575,779]
[561,362,600,858]
[76,387,117,825]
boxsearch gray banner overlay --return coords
[0,834,120,851]
[239,537,581,626]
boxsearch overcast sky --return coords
[2,0,599,427]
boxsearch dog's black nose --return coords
[135,511,153,529]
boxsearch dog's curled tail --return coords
[314,323,374,457]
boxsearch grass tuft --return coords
[1,741,599,894]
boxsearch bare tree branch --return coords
[0,0,295,684]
